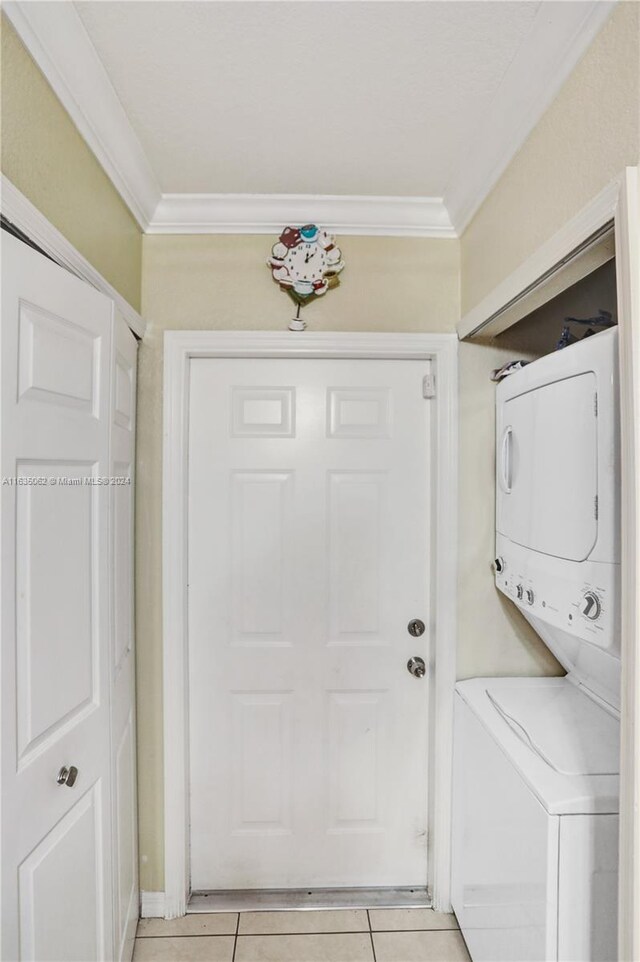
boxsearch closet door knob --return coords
[56,765,79,788]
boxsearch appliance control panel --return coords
[494,534,620,652]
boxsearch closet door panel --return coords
[110,314,139,962]
[1,231,114,961]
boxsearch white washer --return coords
[451,329,620,962]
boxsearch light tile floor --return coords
[134,908,471,961]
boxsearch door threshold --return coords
[188,886,431,913]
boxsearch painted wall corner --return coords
[460,1,640,315]
[0,14,143,311]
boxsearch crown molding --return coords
[4,0,615,239]
[3,1,161,230]
[444,1,617,234]
[147,193,455,238]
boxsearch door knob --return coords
[407,656,427,678]
[407,619,426,637]
[57,765,79,788]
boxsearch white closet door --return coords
[1,233,114,961]
[110,315,138,962]
[188,357,431,890]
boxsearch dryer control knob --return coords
[516,584,524,601]
[581,591,602,621]
[494,557,505,574]
[525,588,535,606]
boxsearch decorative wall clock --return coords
[267,224,344,330]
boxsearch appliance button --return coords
[581,591,602,621]
[525,588,535,605]
[516,584,524,601]
[494,557,505,573]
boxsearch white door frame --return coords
[162,331,458,918]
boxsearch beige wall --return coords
[461,1,640,314]
[137,239,619,888]
[0,16,142,310]
[456,0,639,686]
[4,0,634,896]
[137,233,460,889]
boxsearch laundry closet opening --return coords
[163,333,457,914]
[454,251,622,962]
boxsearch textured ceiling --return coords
[75,1,542,197]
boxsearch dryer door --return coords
[497,372,598,561]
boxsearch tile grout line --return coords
[367,909,378,962]
[137,928,458,937]
[136,927,460,938]
[232,911,240,962]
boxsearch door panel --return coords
[327,690,388,831]
[1,232,113,960]
[16,464,97,761]
[328,471,388,640]
[498,373,598,560]
[110,316,138,962]
[231,692,293,834]
[188,357,431,889]
[18,784,105,962]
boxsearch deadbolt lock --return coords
[407,619,426,637]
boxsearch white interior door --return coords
[188,357,432,890]
[1,233,114,960]
[110,315,138,962]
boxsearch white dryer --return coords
[451,328,620,962]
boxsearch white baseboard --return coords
[140,891,166,918]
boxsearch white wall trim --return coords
[1,176,146,339]
[444,1,617,233]
[163,331,458,916]
[140,892,166,919]
[457,177,621,340]
[615,167,640,962]
[148,194,455,238]
[4,0,614,239]
[3,0,161,230]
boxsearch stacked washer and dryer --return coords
[451,328,621,962]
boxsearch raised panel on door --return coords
[188,357,431,890]
[327,690,388,832]
[1,232,113,961]
[18,302,99,415]
[15,462,98,766]
[230,471,293,643]
[230,692,293,835]
[328,471,389,643]
[110,315,138,962]
[18,784,106,962]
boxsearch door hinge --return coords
[422,373,436,399]
[594,393,598,417]
[595,495,599,520]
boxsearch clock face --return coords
[267,224,344,299]
[285,243,329,292]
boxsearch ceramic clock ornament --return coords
[267,224,345,330]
